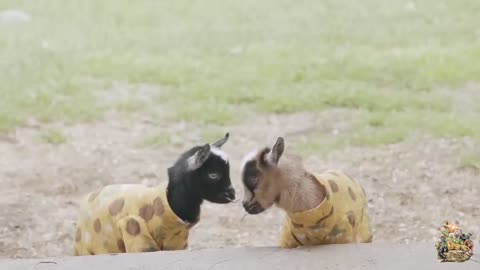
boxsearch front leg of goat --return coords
[117,215,161,253]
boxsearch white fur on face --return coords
[210,146,229,163]
[242,181,254,202]
[240,150,258,172]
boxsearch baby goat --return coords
[241,137,372,248]
[74,133,235,255]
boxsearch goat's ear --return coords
[187,144,211,171]
[267,137,284,164]
[212,132,229,148]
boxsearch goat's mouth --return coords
[210,190,236,204]
[243,202,265,215]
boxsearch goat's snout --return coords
[224,186,236,201]
[242,200,265,215]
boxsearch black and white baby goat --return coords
[167,132,235,223]
[74,133,235,254]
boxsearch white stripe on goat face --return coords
[243,182,254,202]
[210,146,229,163]
[240,150,258,171]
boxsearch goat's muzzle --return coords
[242,201,265,215]
[214,186,236,204]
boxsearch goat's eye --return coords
[208,173,220,180]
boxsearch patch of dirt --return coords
[0,86,479,259]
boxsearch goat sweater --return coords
[280,171,372,248]
[74,182,195,255]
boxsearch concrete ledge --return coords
[1,244,479,270]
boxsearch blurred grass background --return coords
[1,0,479,154]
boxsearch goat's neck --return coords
[276,163,326,213]
[166,171,202,224]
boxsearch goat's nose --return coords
[224,186,235,200]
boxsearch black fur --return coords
[242,160,260,193]
[166,142,234,224]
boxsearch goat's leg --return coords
[117,215,161,253]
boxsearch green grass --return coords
[139,132,185,148]
[460,153,480,170]
[1,0,480,149]
[140,134,173,148]
[41,129,67,145]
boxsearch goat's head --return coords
[240,137,285,214]
[168,133,235,204]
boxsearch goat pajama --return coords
[74,182,193,255]
[280,171,372,248]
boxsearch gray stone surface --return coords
[0,243,479,270]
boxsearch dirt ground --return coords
[0,85,479,259]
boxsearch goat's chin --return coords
[207,196,234,204]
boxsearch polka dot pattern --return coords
[348,187,357,201]
[93,218,102,233]
[153,197,164,216]
[139,204,154,221]
[109,198,125,216]
[328,180,339,193]
[126,218,141,236]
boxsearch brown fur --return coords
[254,151,326,213]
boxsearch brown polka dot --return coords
[346,211,356,227]
[117,239,126,252]
[315,206,334,225]
[153,197,164,216]
[139,204,154,221]
[75,228,81,242]
[328,180,339,193]
[109,198,125,216]
[126,218,141,236]
[93,218,102,233]
[348,187,357,201]
[88,189,101,202]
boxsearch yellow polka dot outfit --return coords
[74,182,195,255]
[280,171,372,248]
